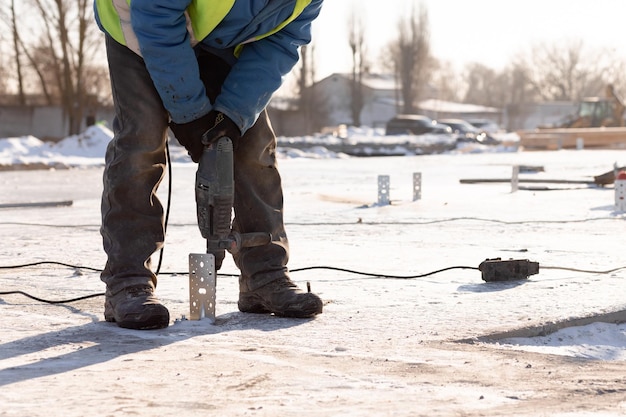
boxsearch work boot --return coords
[104,285,170,330]
[238,277,323,318]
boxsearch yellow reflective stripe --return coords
[97,0,233,49]
[187,0,236,41]
[115,0,140,54]
[95,0,125,46]
[97,0,312,57]
[234,0,312,57]
[96,0,141,54]
[259,0,312,39]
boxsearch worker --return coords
[94,0,324,330]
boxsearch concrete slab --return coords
[1,151,625,416]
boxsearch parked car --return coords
[385,114,452,136]
[439,118,499,145]
[465,118,501,134]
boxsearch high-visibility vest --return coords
[95,0,312,56]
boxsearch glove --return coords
[201,111,241,147]
[170,111,240,162]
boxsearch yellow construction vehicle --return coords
[519,84,626,149]
[560,84,625,128]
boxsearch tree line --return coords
[339,4,626,130]
[0,0,109,135]
[1,2,625,135]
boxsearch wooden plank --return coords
[0,200,73,209]
[460,178,594,185]
[518,127,626,150]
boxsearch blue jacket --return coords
[95,0,323,133]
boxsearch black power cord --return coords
[290,265,479,279]
[155,139,173,276]
[2,143,625,305]
[0,290,105,304]
[1,261,625,305]
[0,261,479,304]
[0,140,175,305]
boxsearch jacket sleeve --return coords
[130,0,212,124]
[213,0,323,134]
[130,0,323,133]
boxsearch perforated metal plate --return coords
[413,172,422,201]
[189,253,216,322]
[378,175,390,205]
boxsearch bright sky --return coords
[313,0,626,79]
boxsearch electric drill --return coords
[195,137,234,270]
[195,137,271,268]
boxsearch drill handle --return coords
[195,137,234,241]
[228,231,272,254]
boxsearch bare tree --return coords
[498,60,537,130]
[0,1,18,99]
[522,39,609,101]
[40,0,92,133]
[289,42,328,134]
[296,44,315,133]
[0,0,108,134]
[391,4,431,114]
[429,60,464,102]
[347,7,367,127]
[9,0,25,104]
[463,63,500,106]
[505,60,536,105]
[0,50,6,96]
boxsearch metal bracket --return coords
[378,175,390,205]
[188,253,216,322]
[413,172,422,201]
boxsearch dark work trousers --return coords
[101,36,290,295]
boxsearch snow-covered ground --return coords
[0,124,523,168]
[1,125,625,416]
